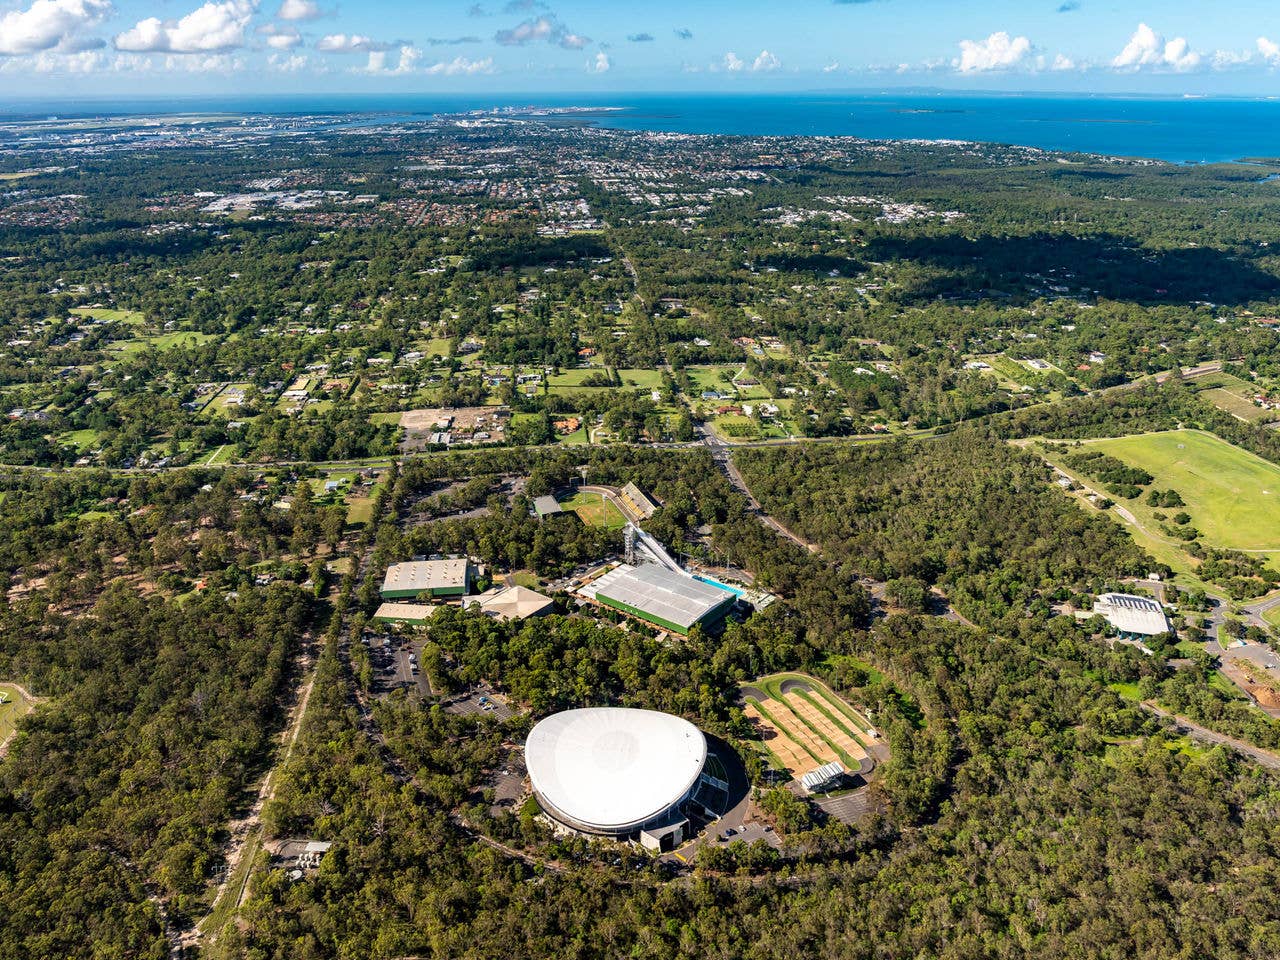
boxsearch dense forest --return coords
[3,116,1280,960]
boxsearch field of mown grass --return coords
[1085,430,1280,556]
[561,491,627,529]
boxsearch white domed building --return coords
[524,707,709,851]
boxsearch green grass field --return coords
[111,330,215,354]
[59,428,103,452]
[615,369,667,391]
[0,683,36,747]
[1085,430,1280,555]
[560,491,627,529]
[1201,388,1272,422]
[547,367,611,388]
[71,306,145,325]
[1263,604,1280,631]
[556,422,590,445]
[1198,373,1275,423]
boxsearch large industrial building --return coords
[372,602,438,626]
[525,707,709,850]
[1094,592,1171,638]
[381,558,475,600]
[583,563,736,636]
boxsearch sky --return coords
[6,0,1280,98]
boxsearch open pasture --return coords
[1084,430,1280,555]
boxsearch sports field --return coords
[1084,430,1280,554]
[741,673,876,780]
[561,491,627,530]
[0,683,36,751]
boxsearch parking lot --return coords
[813,784,878,824]
[444,687,514,720]
[709,821,776,847]
[486,754,528,814]
[365,632,434,697]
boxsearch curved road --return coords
[1141,701,1280,770]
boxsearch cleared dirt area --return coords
[1222,660,1280,714]
[401,407,508,451]
[744,702,812,775]
[784,691,868,764]
[759,697,840,768]
[742,673,884,783]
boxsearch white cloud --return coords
[0,0,110,56]
[752,49,779,72]
[1259,36,1280,64]
[1212,48,1253,70]
[267,51,307,71]
[164,52,242,71]
[1051,53,1076,71]
[360,43,418,74]
[115,0,256,54]
[317,33,387,52]
[822,60,839,73]
[261,24,301,49]
[29,47,102,71]
[1112,23,1200,72]
[723,51,743,72]
[588,50,609,73]
[955,31,1032,72]
[425,54,493,75]
[277,0,320,20]
[494,15,586,49]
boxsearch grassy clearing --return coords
[59,428,103,452]
[616,369,666,391]
[556,422,590,445]
[684,365,741,395]
[1197,373,1274,422]
[1032,443,1209,587]
[1108,681,1142,700]
[547,367,611,388]
[346,495,374,526]
[205,444,237,465]
[1202,388,1274,423]
[202,828,261,939]
[422,337,452,358]
[1084,430,1280,556]
[561,491,627,529]
[0,683,36,747]
[512,570,541,588]
[111,330,215,354]
[71,306,146,325]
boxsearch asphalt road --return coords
[1141,701,1280,770]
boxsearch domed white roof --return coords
[525,707,707,832]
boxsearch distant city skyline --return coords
[6,1,1280,96]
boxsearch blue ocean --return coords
[7,92,1280,163]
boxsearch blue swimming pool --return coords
[693,574,745,598]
